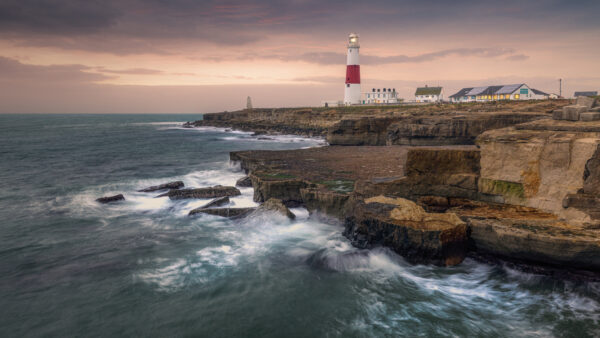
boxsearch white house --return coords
[449,84,547,103]
[362,88,400,104]
[415,86,443,102]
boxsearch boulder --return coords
[199,196,230,209]
[552,109,563,120]
[254,198,296,219]
[96,194,125,204]
[343,196,468,266]
[189,207,255,218]
[576,96,596,110]
[565,105,588,121]
[158,185,241,200]
[138,181,184,192]
[580,112,600,122]
[590,107,600,113]
[235,176,253,187]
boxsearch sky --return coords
[0,0,599,114]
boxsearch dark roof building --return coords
[574,91,598,97]
[415,86,443,96]
[531,88,548,96]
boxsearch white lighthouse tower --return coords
[344,33,361,105]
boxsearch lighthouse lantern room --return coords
[344,33,361,105]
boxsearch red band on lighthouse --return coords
[345,65,360,84]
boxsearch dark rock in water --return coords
[189,207,255,218]
[157,185,241,200]
[257,137,273,140]
[96,194,125,204]
[254,198,295,219]
[138,181,184,192]
[235,176,253,187]
[200,196,230,209]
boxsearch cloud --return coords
[505,54,530,61]
[0,0,598,55]
[94,67,165,75]
[0,0,120,34]
[0,56,114,83]
[231,47,527,65]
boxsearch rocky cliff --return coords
[188,100,570,145]
[230,142,600,272]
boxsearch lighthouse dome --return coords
[348,33,359,47]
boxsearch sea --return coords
[0,113,598,337]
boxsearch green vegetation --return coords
[258,172,297,180]
[480,178,525,199]
[318,179,355,193]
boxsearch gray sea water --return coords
[0,114,599,337]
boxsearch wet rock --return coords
[250,173,307,207]
[343,196,468,266]
[138,181,184,192]
[300,188,352,219]
[199,196,230,209]
[467,218,600,271]
[254,198,295,219]
[235,176,253,187]
[157,185,241,200]
[188,207,255,218]
[96,194,125,204]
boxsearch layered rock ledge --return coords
[230,141,600,272]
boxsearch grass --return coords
[480,178,525,199]
[318,179,355,193]
[258,172,297,180]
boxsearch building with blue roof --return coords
[449,84,549,103]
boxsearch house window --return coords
[515,94,520,99]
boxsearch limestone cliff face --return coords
[355,147,482,201]
[386,113,547,146]
[326,116,398,146]
[476,122,600,223]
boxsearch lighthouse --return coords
[344,33,361,105]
